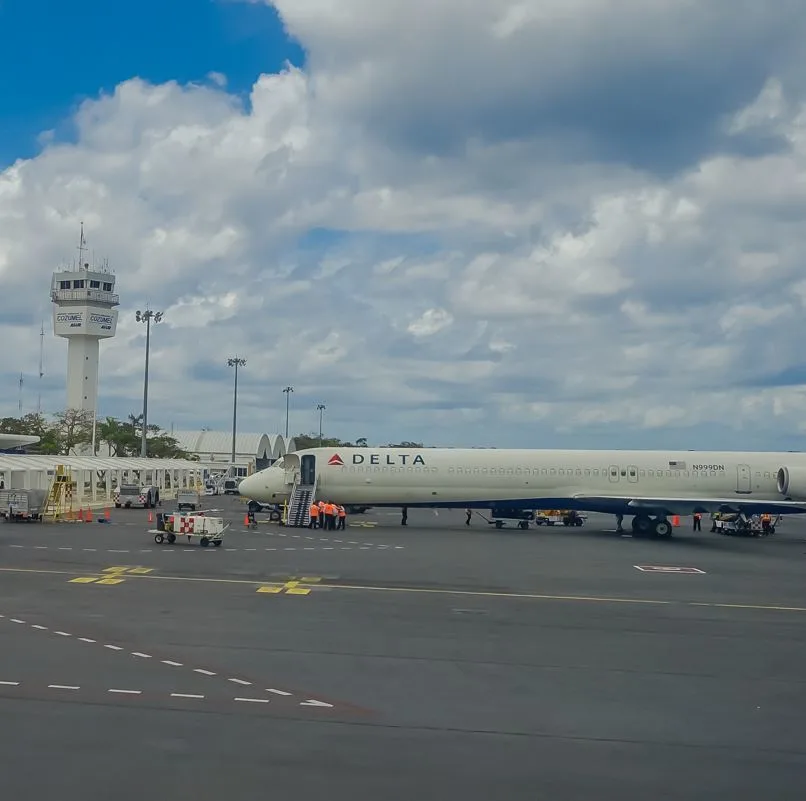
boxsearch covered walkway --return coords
[0,455,203,507]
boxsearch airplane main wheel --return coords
[654,519,672,539]
[167,532,176,544]
[632,515,653,536]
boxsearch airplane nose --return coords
[239,473,262,499]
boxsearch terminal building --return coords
[170,431,296,477]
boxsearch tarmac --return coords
[1,499,806,800]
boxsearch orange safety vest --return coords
[338,505,346,518]
[326,503,336,516]
[309,504,319,517]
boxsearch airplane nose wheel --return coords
[653,519,672,539]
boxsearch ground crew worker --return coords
[710,513,718,533]
[761,513,771,534]
[401,506,408,526]
[325,501,336,530]
[693,512,702,532]
[465,509,472,526]
[309,502,319,529]
[337,504,346,530]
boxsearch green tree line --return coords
[1,409,192,459]
[292,433,425,450]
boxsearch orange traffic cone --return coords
[84,507,93,523]
[148,510,153,524]
[672,515,680,527]
[244,513,250,526]
[104,507,111,521]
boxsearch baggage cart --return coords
[151,513,227,547]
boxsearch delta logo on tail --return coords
[328,454,345,466]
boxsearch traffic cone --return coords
[86,507,93,523]
[244,513,250,526]
[104,507,111,521]
[672,515,680,527]
[148,510,153,524]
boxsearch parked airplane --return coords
[0,433,39,451]
[237,447,806,538]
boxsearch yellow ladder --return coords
[43,465,75,522]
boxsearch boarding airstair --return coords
[43,465,74,522]
[285,477,317,527]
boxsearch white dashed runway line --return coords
[0,612,333,709]
[0,682,330,708]
[3,543,402,554]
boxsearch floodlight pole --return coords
[136,308,163,457]
[228,357,247,464]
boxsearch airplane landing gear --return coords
[631,514,673,539]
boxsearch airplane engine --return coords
[776,466,806,499]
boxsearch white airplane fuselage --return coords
[238,447,806,522]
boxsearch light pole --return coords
[317,403,326,446]
[283,386,294,438]
[135,308,163,457]
[228,357,246,464]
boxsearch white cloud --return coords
[407,309,454,338]
[2,1,806,449]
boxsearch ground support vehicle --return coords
[114,483,160,508]
[715,513,778,537]
[482,507,535,530]
[151,513,226,547]
[176,489,202,512]
[0,489,47,521]
[535,510,587,527]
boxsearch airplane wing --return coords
[570,494,806,514]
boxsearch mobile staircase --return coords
[285,477,317,527]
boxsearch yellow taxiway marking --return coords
[2,566,806,614]
[70,566,154,585]
[256,579,312,596]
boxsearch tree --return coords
[1,410,191,458]
[291,434,424,450]
[292,433,356,450]
[53,408,93,454]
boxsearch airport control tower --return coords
[50,225,119,415]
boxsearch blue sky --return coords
[0,0,304,166]
[2,1,806,449]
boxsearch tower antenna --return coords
[18,372,24,413]
[77,221,87,270]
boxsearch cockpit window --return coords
[274,458,285,469]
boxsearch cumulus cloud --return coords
[2,1,806,449]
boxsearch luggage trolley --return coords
[152,513,227,547]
